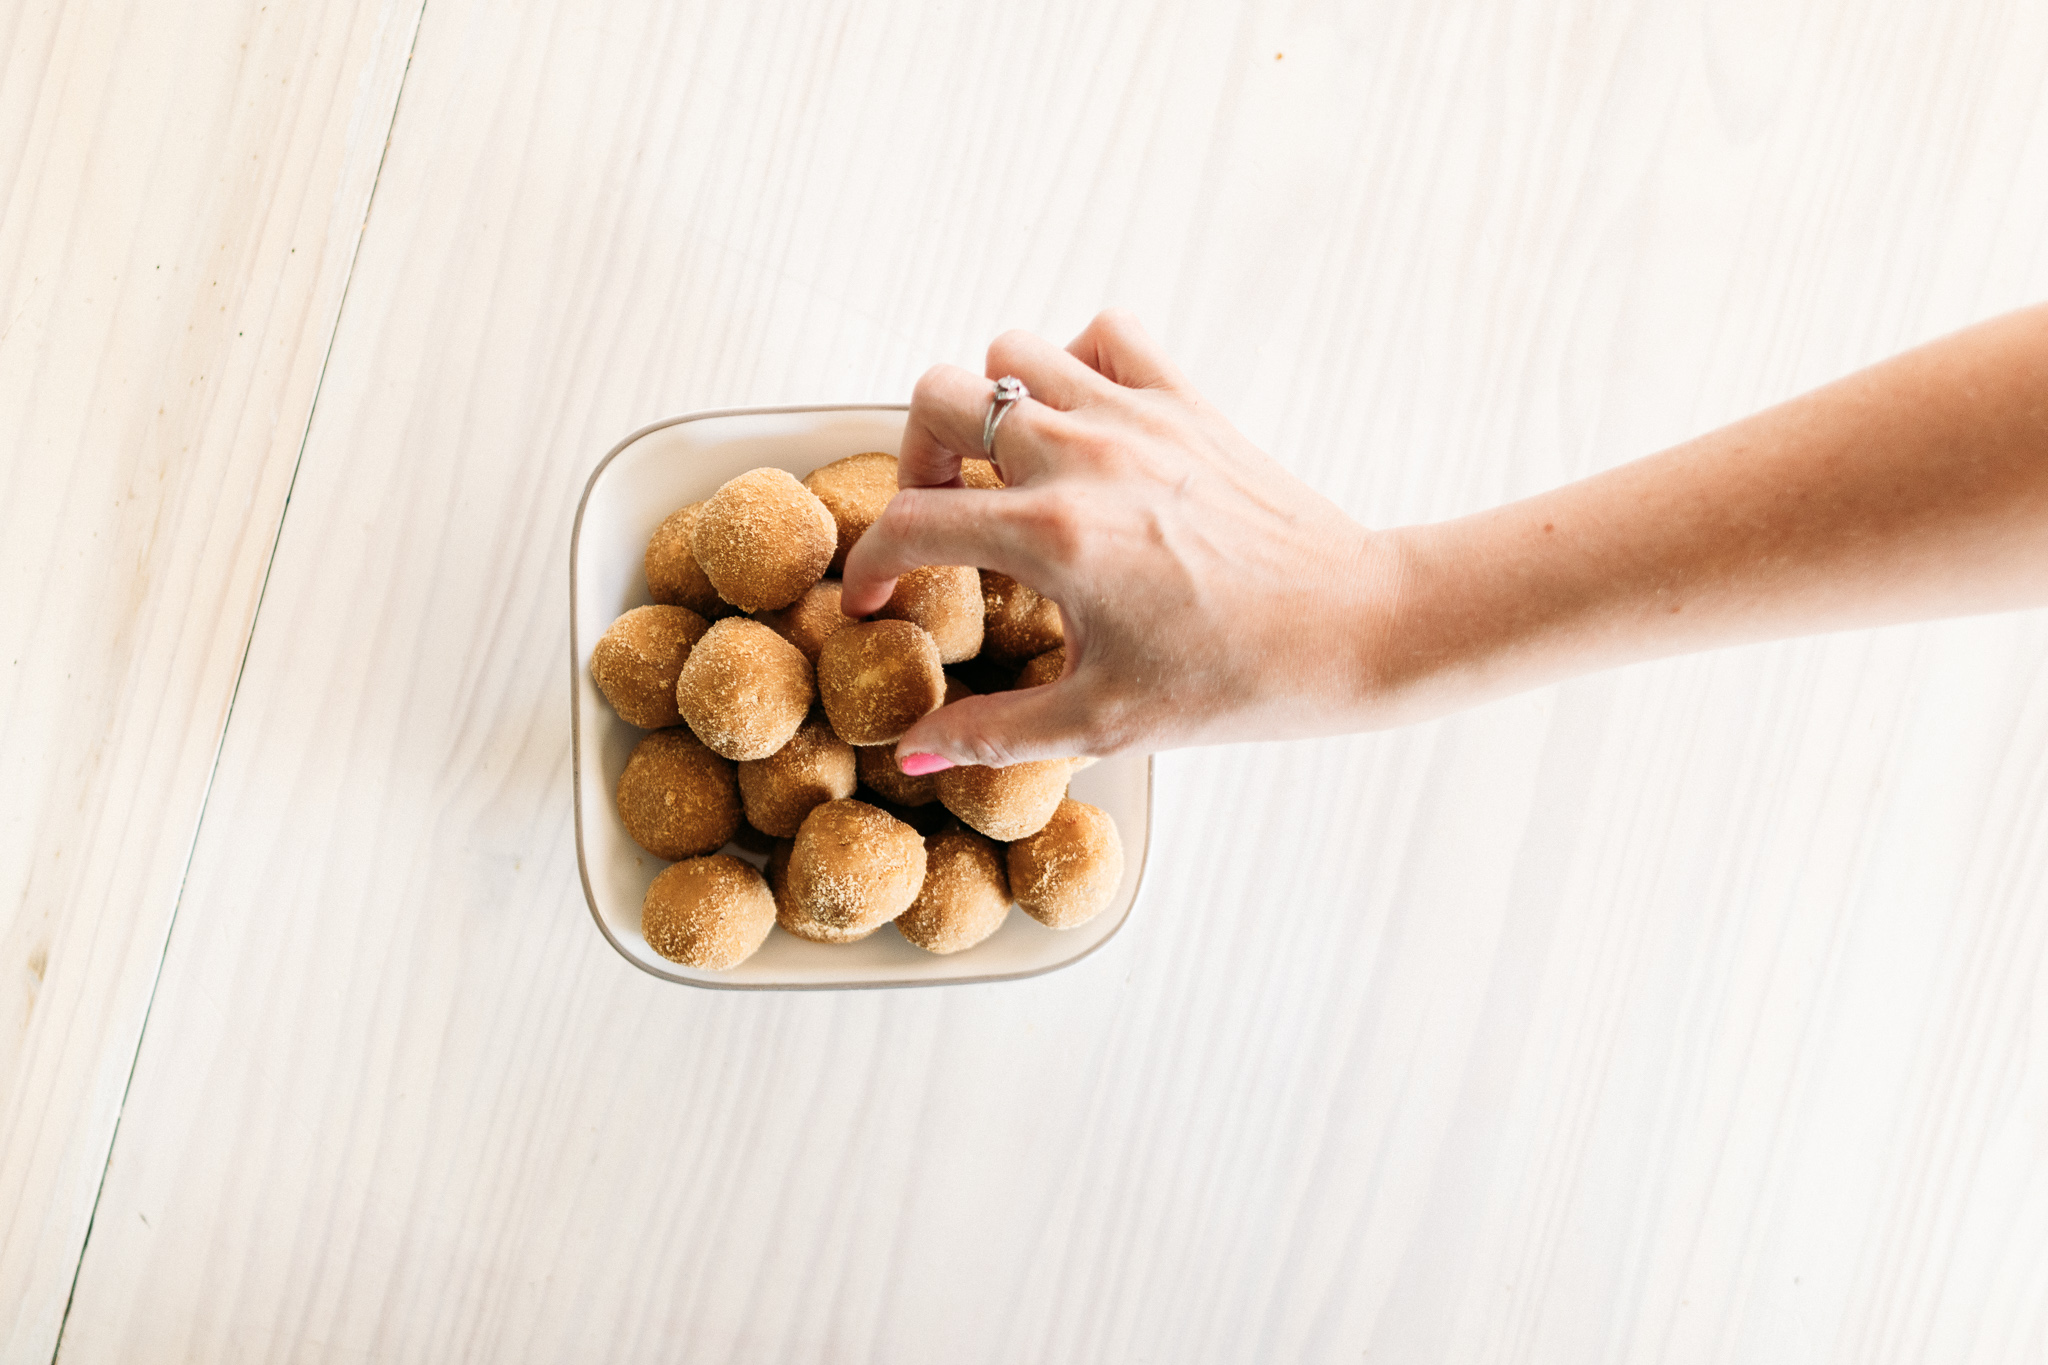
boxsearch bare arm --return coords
[842,307,2048,770]
[1380,305,2048,722]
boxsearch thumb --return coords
[893,683,1095,771]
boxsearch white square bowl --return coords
[570,404,1152,989]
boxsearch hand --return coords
[841,310,1405,769]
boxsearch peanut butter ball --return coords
[802,451,898,572]
[737,712,857,837]
[769,831,877,944]
[1013,646,1066,691]
[876,565,984,663]
[676,617,814,760]
[936,758,1070,840]
[854,677,970,806]
[960,457,1005,489]
[616,729,741,860]
[767,835,870,943]
[817,619,944,747]
[756,579,852,664]
[980,570,1064,661]
[641,854,776,969]
[896,829,1011,955]
[1009,799,1124,930]
[692,467,836,611]
[786,799,927,933]
[644,502,730,618]
[589,604,709,728]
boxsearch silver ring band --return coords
[982,376,1027,457]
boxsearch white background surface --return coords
[5,1,2047,1361]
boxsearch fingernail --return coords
[898,752,953,776]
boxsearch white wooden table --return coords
[6,2,2047,1361]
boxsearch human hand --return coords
[840,310,1407,771]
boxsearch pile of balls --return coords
[588,452,1124,970]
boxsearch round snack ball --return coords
[1009,799,1125,930]
[767,835,873,943]
[876,565,984,664]
[816,619,944,747]
[854,677,971,806]
[896,829,1011,955]
[644,502,730,618]
[589,604,709,728]
[692,467,836,612]
[936,758,1071,841]
[787,798,927,932]
[857,787,952,836]
[980,571,1064,662]
[676,617,815,760]
[1013,646,1066,691]
[960,457,1005,489]
[756,579,852,664]
[641,854,776,969]
[802,450,898,572]
[616,729,741,860]
[737,712,857,837]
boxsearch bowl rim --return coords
[569,402,1153,990]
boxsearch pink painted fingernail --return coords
[899,752,953,776]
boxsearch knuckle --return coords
[954,729,1019,769]
[986,328,1034,374]
[1095,306,1140,337]
[876,486,933,541]
[1019,489,1089,565]
[911,365,955,407]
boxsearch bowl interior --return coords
[571,405,1150,988]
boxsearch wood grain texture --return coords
[55,0,2048,1360]
[0,1,422,1359]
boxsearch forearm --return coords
[1375,305,2048,720]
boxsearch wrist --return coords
[1355,512,1539,727]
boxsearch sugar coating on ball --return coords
[676,617,815,760]
[641,854,776,969]
[737,712,856,838]
[816,619,945,747]
[802,451,898,572]
[876,565,984,664]
[1008,798,1124,930]
[854,677,971,806]
[756,579,853,664]
[1013,646,1066,691]
[980,571,1064,661]
[644,502,731,618]
[787,798,928,932]
[616,728,741,860]
[960,458,1005,489]
[692,467,836,612]
[936,758,1071,841]
[896,829,1011,955]
[766,835,870,942]
[589,604,709,728]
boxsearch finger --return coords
[1065,308,1191,392]
[893,683,1098,769]
[900,363,1073,491]
[897,362,993,490]
[985,327,1120,411]
[840,485,1051,616]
